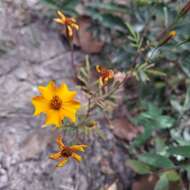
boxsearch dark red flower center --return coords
[61,147,72,157]
[50,96,62,110]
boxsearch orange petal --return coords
[70,145,88,152]
[56,135,65,150]
[32,96,49,116]
[38,81,56,100]
[49,151,62,160]
[71,153,82,162]
[56,159,68,168]
[96,65,101,73]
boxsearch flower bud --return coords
[158,31,176,47]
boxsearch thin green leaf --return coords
[167,146,190,158]
[138,153,175,168]
[164,170,180,182]
[87,2,129,13]
[154,174,169,190]
[127,159,152,174]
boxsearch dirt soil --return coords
[0,1,132,190]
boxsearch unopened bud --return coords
[158,31,176,47]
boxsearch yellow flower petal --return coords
[44,110,62,127]
[56,135,65,150]
[56,83,77,101]
[32,96,49,116]
[38,81,56,100]
[49,151,62,160]
[70,145,88,152]
[71,153,82,162]
[56,159,68,168]
[54,18,65,24]
[57,11,66,19]
[99,78,104,86]
[70,18,79,30]
[66,25,73,39]
[63,100,80,109]
[96,65,101,73]
[60,108,77,123]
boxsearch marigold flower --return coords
[158,31,176,47]
[96,65,114,86]
[49,135,88,168]
[32,81,80,128]
[54,10,79,40]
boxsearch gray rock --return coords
[0,168,8,189]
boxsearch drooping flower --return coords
[32,81,80,128]
[49,135,87,168]
[54,10,79,40]
[96,65,114,86]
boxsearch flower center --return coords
[50,96,62,110]
[61,147,72,157]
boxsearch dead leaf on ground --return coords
[111,117,143,141]
[77,16,104,54]
[132,174,158,190]
[132,174,184,190]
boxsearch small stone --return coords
[0,168,8,188]
[14,67,28,80]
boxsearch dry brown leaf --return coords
[132,174,184,190]
[111,117,142,141]
[77,16,104,54]
[132,175,158,190]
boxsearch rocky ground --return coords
[0,1,132,189]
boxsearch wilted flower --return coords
[32,81,80,128]
[54,10,79,40]
[159,31,176,47]
[114,72,126,83]
[49,135,87,168]
[96,65,114,86]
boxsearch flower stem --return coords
[69,42,77,77]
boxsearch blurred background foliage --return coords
[40,0,190,189]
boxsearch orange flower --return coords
[96,65,114,86]
[54,10,79,40]
[32,81,80,128]
[49,135,88,168]
[158,31,176,47]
